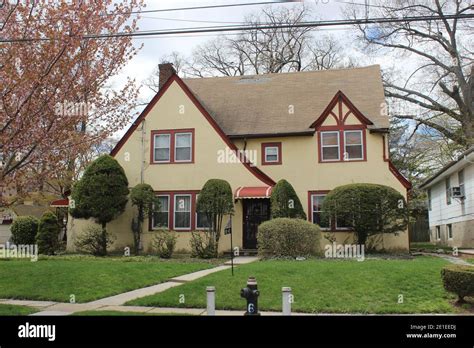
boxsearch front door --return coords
[243,199,270,249]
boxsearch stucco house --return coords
[420,146,474,248]
[67,64,411,253]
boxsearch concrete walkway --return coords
[2,257,260,316]
[420,252,473,266]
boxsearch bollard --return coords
[240,276,260,316]
[206,286,215,316]
[282,287,292,316]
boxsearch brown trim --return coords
[111,74,275,186]
[150,128,195,164]
[382,134,389,162]
[388,161,412,190]
[310,91,374,129]
[228,131,315,139]
[261,142,282,165]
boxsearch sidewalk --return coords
[419,252,474,266]
[2,257,259,316]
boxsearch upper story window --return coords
[151,129,194,164]
[320,130,365,162]
[261,142,282,165]
[445,177,451,205]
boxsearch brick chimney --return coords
[158,63,176,90]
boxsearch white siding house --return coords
[421,147,474,248]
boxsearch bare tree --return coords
[144,52,189,93]
[347,0,473,148]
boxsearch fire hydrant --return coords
[240,276,260,316]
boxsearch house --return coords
[0,204,51,244]
[420,146,474,248]
[66,64,411,253]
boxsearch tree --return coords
[70,155,129,256]
[322,184,409,248]
[347,0,473,148]
[0,1,143,199]
[130,183,157,255]
[270,179,306,219]
[196,179,234,255]
[36,211,60,255]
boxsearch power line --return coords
[2,13,473,43]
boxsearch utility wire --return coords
[1,13,473,43]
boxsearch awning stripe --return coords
[235,186,273,199]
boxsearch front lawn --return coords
[128,256,459,314]
[72,310,191,316]
[0,304,38,316]
[0,256,215,303]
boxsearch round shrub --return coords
[36,211,60,255]
[441,265,474,302]
[257,218,321,258]
[10,216,39,245]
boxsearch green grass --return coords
[128,257,459,314]
[468,259,474,264]
[410,243,453,252]
[72,310,191,316]
[0,256,215,303]
[0,304,38,316]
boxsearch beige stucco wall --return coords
[67,78,409,254]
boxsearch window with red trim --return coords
[151,191,201,231]
[151,129,194,164]
[319,129,366,162]
[309,191,353,231]
[261,142,282,165]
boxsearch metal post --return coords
[282,287,292,316]
[206,286,215,316]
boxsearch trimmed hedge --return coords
[441,265,474,302]
[36,211,60,255]
[257,218,321,258]
[10,216,39,245]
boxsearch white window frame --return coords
[311,194,330,230]
[173,194,192,230]
[152,195,170,230]
[343,130,364,161]
[174,132,192,163]
[320,131,340,162]
[153,134,171,163]
[264,146,279,163]
[195,194,211,230]
[447,224,453,240]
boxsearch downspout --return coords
[140,120,145,184]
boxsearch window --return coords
[458,169,465,198]
[152,195,169,229]
[311,194,330,229]
[321,132,340,161]
[436,226,441,240]
[151,129,194,164]
[174,194,191,229]
[153,134,170,163]
[261,143,282,165]
[445,177,451,205]
[175,133,192,162]
[196,195,211,229]
[447,224,453,240]
[344,131,363,160]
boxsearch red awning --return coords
[235,186,272,199]
[50,199,69,208]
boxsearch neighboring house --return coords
[67,64,411,253]
[0,204,50,244]
[420,147,474,248]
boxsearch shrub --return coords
[270,179,306,219]
[130,183,157,255]
[75,225,116,256]
[441,265,474,302]
[152,231,177,259]
[189,231,217,259]
[36,211,60,255]
[11,216,39,245]
[257,218,321,258]
[70,154,129,256]
[322,183,408,248]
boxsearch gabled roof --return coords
[183,65,388,137]
[110,74,276,186]
[420,146,474,189]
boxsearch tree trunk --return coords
[101,222,107,256]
